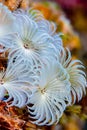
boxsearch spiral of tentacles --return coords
[0,4,59,69]
[28,62,71,126]
[0,58,40,108]
[59,48,86,103]
[0,5,63,68]
[37,19,63,55]
[0,3,18,52]
[14,8,63,54]
[8,12,58,69]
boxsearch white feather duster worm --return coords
[60,48,86,103]
[0,3,17,52]
[7,14,58,69]
[13,8,63,58]
[0,3,86,127]
[28,62,71,126]
[0,57,40,108]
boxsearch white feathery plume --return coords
[13,8,44,22]
[0,57,40,108]
[0,3,17,51]
[28,61,71,126]
[37,20,63,54]
[7,14,57,69]
[60,48,86,103]
[13,8,63,57]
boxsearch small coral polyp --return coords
[0,3,86,126]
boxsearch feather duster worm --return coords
[0,3,86,126]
